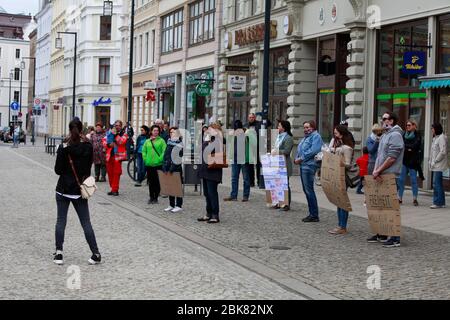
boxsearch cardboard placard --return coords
[157,171,183,198]
[364,174,401,237]
[321,151,352,212]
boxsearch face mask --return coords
[204,134,211,142]
[383,123,392,130]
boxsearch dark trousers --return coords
[147,166,162,201]
[55,193,99,254]
[203,179,220,219]
[169,196,183,207]
[356,176,365,194]
[94,163,106,179]
[248,163,262,186]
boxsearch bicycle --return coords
[127,153,147,182]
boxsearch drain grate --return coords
[269,246,291,250]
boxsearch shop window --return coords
[438,16,450,74]
[378,31,393,87]
[437,92,450,184]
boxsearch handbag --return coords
[207,152,228,169]
[345,153,360,189]
[68,155,97,199]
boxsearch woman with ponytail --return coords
[53,119,101,265]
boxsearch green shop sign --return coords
[196,83,212,97]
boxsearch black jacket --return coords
[55,142,94,195]
[403,131,422,170]
[162,139,183,173]
[198,137,224,183]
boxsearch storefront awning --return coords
[419,74,450,89]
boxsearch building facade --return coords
[60,0,123,133]
[26,28,37,134]
[218,0,450,191]
[119,0,158,132]
[0,10,32,128]
[34,0,52,135]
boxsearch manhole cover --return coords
[98,202,112,206]
[269,246,291,250]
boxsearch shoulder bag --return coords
[345,151,360,189]
[68,155,97,199]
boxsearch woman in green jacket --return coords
[142,125,167,204]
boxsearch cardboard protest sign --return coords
[157,171,183,198]
[321,151,352,212]
[364,174,401,237]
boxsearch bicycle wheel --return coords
[127,157,138,181]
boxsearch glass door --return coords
[95,106,110,128]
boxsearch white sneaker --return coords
[430,204,446,209]
[171,206,183,213]
[164,206,174,212]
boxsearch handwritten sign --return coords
[261,154,289,205]
[321,151,352,212]
[364,175,401,236]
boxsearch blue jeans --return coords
[230,164,250,199]
[136,153,146,183]
[433,171,446,206]
[397,165,418,199]
[55,193,99,254]
[203,179,220,219]
[356,177,365,194]
[13,134,19,146]
[300,166,319,218]
[337,207,349,228]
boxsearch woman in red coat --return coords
[355,147,369,194]
[104,120,128,196]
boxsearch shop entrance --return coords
[437,89,450,190]
[95,106,110,128]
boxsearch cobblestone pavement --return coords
[4,142,450,299]
[0,145,303,300]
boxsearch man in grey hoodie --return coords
[368,111,405,248]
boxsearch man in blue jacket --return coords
[294,120,323,222]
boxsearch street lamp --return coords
[22,57,37,145]
[103,1,113,16]
[55,32,78,120]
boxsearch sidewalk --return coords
[222,168,450,237]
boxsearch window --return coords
[14,68,20,80]
[15,49,20,59]
[189,0,215,46]
[161,9,184,53]
[139,34,143,66]
[100,16,112,40]
[152,30,155,63]
[133,37,137,68]
[99,58,110,84]
[14,91,19,102]
[438,15,450,73]
[145,32,149,65]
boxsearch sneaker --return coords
[197,216,211,222]
[164,206,174,212]
[302,216,319,222]
[382,239,401,248]
[135,182,142,187]
[280,205,290,211]
[171,206,183,213]
[223,197,237,201]
[328,227,347,235]
[53,251,63,265]
[413,199,419,206]
[430,204,446,209]
[207,218,220,223]
[242,198,249,202]
[148,199,153,204]
[88,253,102,265]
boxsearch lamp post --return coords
[127,0,135,123]
[22,57,37,145]
[55,32,77,120]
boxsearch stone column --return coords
[287,38,317,141]
[216,54,228,125]
[250,47,262,116]
[344,22,366,150]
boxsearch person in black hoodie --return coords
[397,119,422,206]
[162,127,184,213]
[53,119,101,265]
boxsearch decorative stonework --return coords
[216,55,228,125]
[345,23,366,150]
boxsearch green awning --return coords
[419,78,450,89]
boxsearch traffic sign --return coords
[34,98,41,106]
[10,102,19,111]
